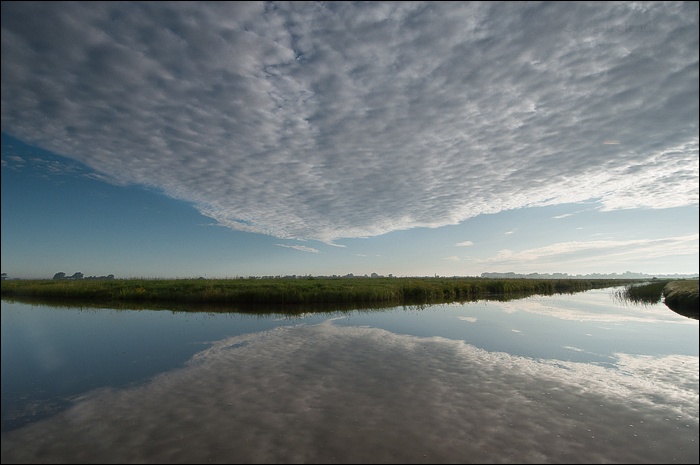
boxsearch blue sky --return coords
[1,2,698,279]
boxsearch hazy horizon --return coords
[3,268,698,282]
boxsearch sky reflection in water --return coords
[1,288,698,463]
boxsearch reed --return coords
[2,277,639,311]
[614,280,669,305]
[612,279,699,319]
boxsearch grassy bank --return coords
[662,280,699,319]
[1,277,638,311]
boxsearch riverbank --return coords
[0,277,639,311]
[662,280,699,319]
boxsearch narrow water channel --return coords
[2,287,698,463]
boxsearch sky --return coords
[1,1,698,279]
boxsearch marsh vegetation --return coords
[662,280,699,318]
[614,280,669,305]
[1,277,639,311]
[614,279,699,319]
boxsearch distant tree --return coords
[1,272,7,281]
[53,272,67,280]
[70,272,84,280]
[84,274,115,280]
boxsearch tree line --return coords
[53,272,115,280]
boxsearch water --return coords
[2,288,698,463]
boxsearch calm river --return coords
[1,287,698,463]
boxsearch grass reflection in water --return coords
[614,279,698,319]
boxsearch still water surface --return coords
[1,287,698,463]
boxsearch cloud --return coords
[478,233,699,269]
[0,149,88,178]
[275,244,320,254]
[2,2,698,243]
[1,322,697,463]
[455,240,474,247]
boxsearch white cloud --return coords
[275,244,320,254]
[2,2,698,242]
[477,233,699,268]
[455,241,474,247]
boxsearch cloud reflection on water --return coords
[2,321,697,464]
[493,290,697,324]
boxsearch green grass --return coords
[662,280,699,319]
[1,277,640,312]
